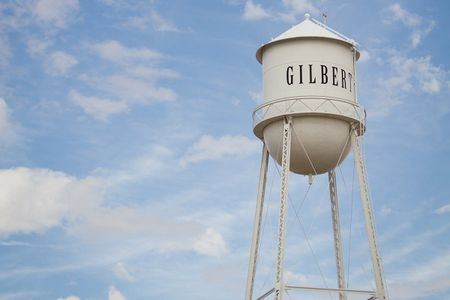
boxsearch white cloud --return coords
[103,145,173,185]
[388,55,443,94]
[387,3,421,27]
[0,165,227,257]
[0,35,11,66]
[379,204,392,216]
[434,204,450,214]
[386,3,435,48]
[121,16,149,30]
[233,0,319,23]
[180,135,260,166]
[388,249,450,299]
[71,206,228,257]
[57,297,81,300]
[0,1,78,32]
[243,1,271,21]
[358,49,371,62]
[193,228,228,257]
[282,0,319,16]
[0,167,103,236]
[126,66,178,80]
[410,20,435,49]
[45,51,78,76]
[76,40,177,120]
[369,54,445,118]
[107,1,179,32]
[69,90,128,121]
[113,262,134,282]
[0,98,17,146]
[249,90,263,103]
[90,40,161,65]
[26,37,52,57]
[32,0,79,29]
[99,0,128,6]
[108,286,126,300]
[75,74,176,111]
[150,10,179,32]
[0,99,10,141]
[75,74,176,113]
[96,75,177,103]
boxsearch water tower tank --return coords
[253,14,365,175]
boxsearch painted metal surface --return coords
[351,130,388,300]
[256,14,359,63]
[246,14,388,300]
[245,145,269,300]
[254,13,363,175]
[274,117,292,300]
[328,169,347,300]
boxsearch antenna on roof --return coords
[322,12,328,25]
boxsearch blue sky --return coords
[0,0,449,299]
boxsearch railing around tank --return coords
[252,96,366,137]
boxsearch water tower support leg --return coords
[245,144,270,300]
[275,117,292,300]
[350,130,388,300]
[328,169,347,300]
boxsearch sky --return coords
[0,0,449,299]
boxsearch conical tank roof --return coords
[256,13,359,63]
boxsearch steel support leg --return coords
[245,145,270,300]
[275,117,292,300]
[328,169,347,300]
[351,130,388,300]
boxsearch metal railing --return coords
[252,96,366,137]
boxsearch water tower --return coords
[245,14,388,300]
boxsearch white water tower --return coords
[245,14,388,300]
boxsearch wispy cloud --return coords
[240,0,319,23]
[113,262,134,282]
[282,0,319,15]
[368,54,445,118]
[0,0,79,31]
[72,40,177,120]
[358,49,371,63]
[108,286,127,300]
[0,35,11,66]
[26,37,52,57]
[0,291,45,300]
[92,74,176,103]
[32,0,80,29]
[387,3,421,27]
[89,40,161,65]
[101,144,174,185]
[0,99,12,143]
[0,167,103,236]
[45,51,78,76]
[0,99,20,157]
[104,1,180,32]
[180,135,260,166]
[388,249,450,299]
[243,1,271,21]
[193,228,228,257]
[278,0,319,22]
[385,3,435,48]
[69,90,128,121]
[434,203,450,214]
[57,296,80,300]
[249,90,263,103]
[0,164,228,258]
[149,10,179,32]
[70,205,228,257]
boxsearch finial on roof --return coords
[304,13,311,20]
